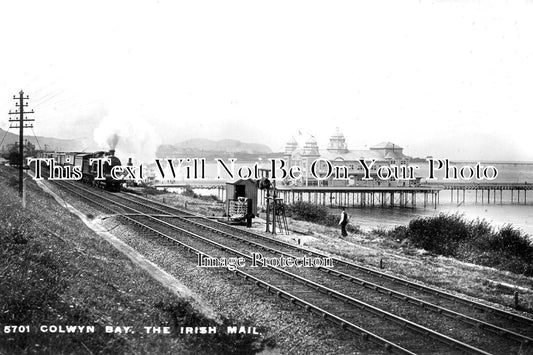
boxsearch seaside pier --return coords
[154,182,532,209]
[436,182,532,205]
[273,186,443,209]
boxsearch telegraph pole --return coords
[8,90,34,197]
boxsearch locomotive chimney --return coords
[109,149,115,156]
[127,158,133,166]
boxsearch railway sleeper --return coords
[71,186,532,352]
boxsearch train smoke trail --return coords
[107,133,119,150]
[93,107,160,164]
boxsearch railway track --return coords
[49,179,533,354]
[117,192,533,331]
[117,192,533,351]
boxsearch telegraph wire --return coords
[31,127,43,151]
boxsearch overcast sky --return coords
[1,0,532,161]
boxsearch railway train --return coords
[37,149,124,192]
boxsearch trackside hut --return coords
[225,178,258,216]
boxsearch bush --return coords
[489,224,533,259]
[181,186,221,202]
[406,213,473,256]
[389,213,533,276]
[182,185,199,198]
[143,186,168,195]
[286,201,329,222]
[389,225,409,241]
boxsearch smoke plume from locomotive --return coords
[93,107,160,164]
[107,133,119,150]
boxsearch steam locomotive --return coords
[42,149,124,192]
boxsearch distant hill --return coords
[175,138,271,153]
[0,128,91,152]
[157,138,272,159]
[0,130,277,161]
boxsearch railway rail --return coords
[46,178,533,354]
[113,192,533,351]
[118,193,533,333]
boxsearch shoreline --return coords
[144,186,533,237]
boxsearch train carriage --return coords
[65,152,77,165]
[58,153,66,165]
[34,149,123,191]
[51,152,59,164]
[75,153,92,184]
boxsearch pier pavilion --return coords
[283,128,417,187]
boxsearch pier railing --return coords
[152,182,531,208]
[274,182,531,208]
[274,186,442,209]
[425,182,531,205]
[428,182,533,190]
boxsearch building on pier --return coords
[283,128,417,187]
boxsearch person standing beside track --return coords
[339,208,348,237]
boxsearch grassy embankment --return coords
[286,201,533,312]
[134,185,225,216]
[0,166,267,354]
[286,201,361,234]
[377,214,533,277]
[288,201,533,277]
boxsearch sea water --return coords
[341,162,533,237]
